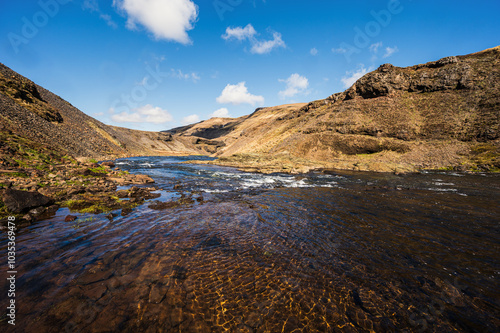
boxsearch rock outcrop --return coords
[1,189,53,213]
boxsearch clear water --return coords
[1,156,499,332]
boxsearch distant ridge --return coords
[170,46,500,173]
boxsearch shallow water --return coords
[1,156,499,332]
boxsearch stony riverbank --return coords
[0,130,165,227]
[194,145,500,175]
[0,157,161,227]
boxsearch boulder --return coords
[134,175,155,184]
[1,189,54,214]
[100,161,115,168]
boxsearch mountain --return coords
[0,63,199,165]
[1,46,499,174]
[170,46,500,173]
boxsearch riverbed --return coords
[1,156,499,332]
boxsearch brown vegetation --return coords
[174,46,500,173]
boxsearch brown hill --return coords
[0,63,199,165]
[172,46,500,173]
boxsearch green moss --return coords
[77,205,109,214]
[35,165,49,171]
[62,195,140,214]
[0,200,7,215]
[471,143,497,154]
[5,171,29,178]
[89,166,107,174]
[13,159,28,168]
[64,199,89,209]
[64,200,104,214]
[468,143,500,172]
[77,217,96,224]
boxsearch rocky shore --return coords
[0,157,162,227]
[0,129,165,227]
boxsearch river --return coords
[1,156,499,332]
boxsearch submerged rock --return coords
[64,215,77,222]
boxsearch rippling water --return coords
[1,156,499,332]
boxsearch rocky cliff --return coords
[172,46,500,173]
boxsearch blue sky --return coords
[1,0,499,131]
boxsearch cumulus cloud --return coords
[341,65,372,89]
[310,48,318,56]
[211,108,230,118]
[216,82,264,106]
[170,69,200,82]
[222,24,286,54]
[383,46,399,58]
[250,32,285,54]
[114,0,198,44]
[368,42,398,60]
[222,24,256,41]
[111,104,173,123]
[279,73,309,99]
[182,114,200,124]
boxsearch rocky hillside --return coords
[0,63,199,164]
[172,46,500,173]
[0,64,205,222]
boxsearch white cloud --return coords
[332,47,347,54]
[114,0,198,44]
[341,65,372,88]
[83,0,99,11]
[100,14,118,29]
[310,48,318,56]
[211,108,230,118]
[383,46,399,58]
[111,104,173,123]
[279,73,309,99]
[222,24,256,41]
[93,112,104,116]
[171,69,200,82]
[216,82,264,105]
[369,42,383,54]
[250,32,285,54]
[84,0,118,28]
[182,114,200,124]
[222,24,286,55]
